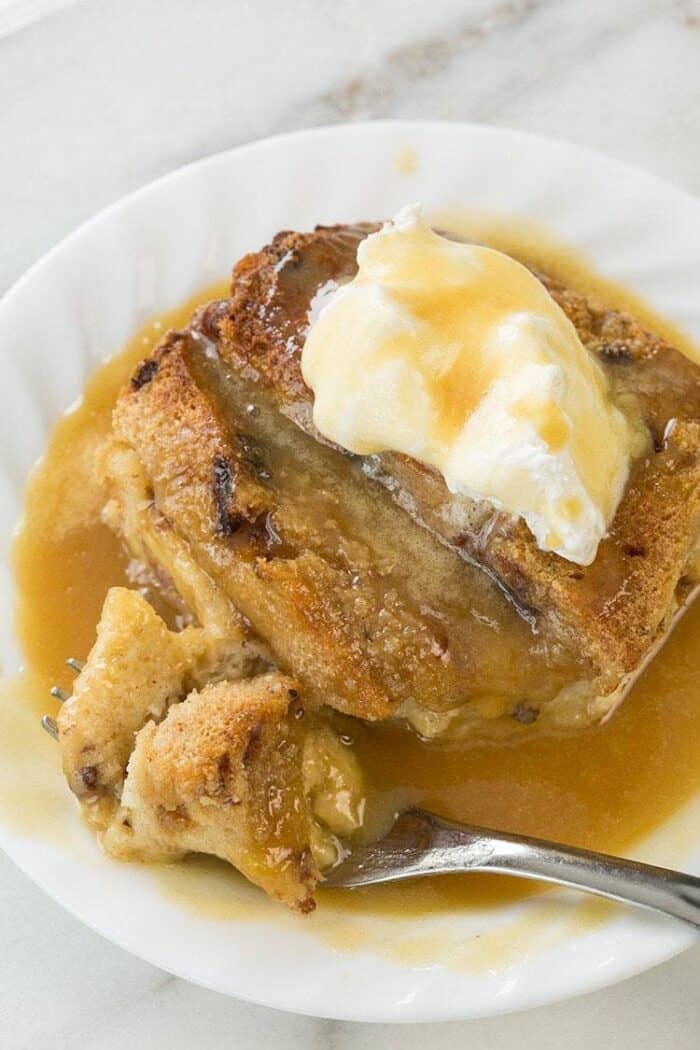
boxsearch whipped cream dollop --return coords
[301,206,641,565]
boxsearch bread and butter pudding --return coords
[29,209,700,912]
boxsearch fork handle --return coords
[432,816,700,928]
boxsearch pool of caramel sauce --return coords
[9,226,700,920]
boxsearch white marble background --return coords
[1,0,699,1045]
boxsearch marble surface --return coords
[1,0,699,1044]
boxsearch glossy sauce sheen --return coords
[12,231,700,916]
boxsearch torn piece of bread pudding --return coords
[57,589,364,911]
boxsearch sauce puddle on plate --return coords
[6,225,700,926]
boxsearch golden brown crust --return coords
[213,224,700,677]
[219,224,376,405]
[481,423,700,673]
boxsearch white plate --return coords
[0,121,698,1022]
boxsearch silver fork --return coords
[40,657,84,740]
[323,809,700,928]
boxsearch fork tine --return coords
[66,657,85,674]
[41,715,59,740]
[50,685,69,703]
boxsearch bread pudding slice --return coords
[219,226,700,692]
[106,224,700,736]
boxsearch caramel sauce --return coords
[303,212,637,562]
[7,230,700,922]
[13,284,228,697]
